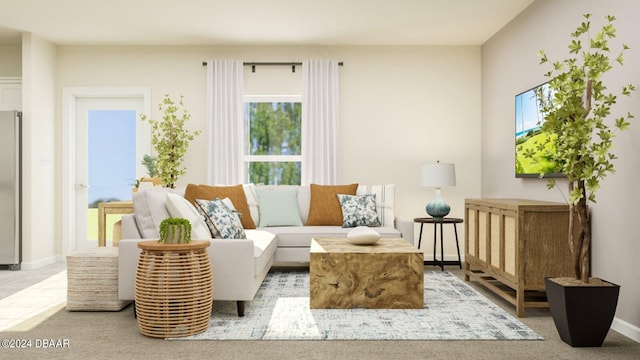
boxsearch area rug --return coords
[176,270,543,341]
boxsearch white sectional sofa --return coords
[118,183,414,316]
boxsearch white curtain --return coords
[206,60,244,185]
[302,60,340,185]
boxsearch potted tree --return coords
[140,94,201,189]
[529,14,635,347]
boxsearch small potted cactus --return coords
[158,218,192,244]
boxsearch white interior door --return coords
[71,95,149,250]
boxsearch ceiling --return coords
[0,0,533,46]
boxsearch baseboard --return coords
[19,255,59,270]
[422,254,465,262]
[612,317,640,343]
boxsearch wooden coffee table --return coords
[309,237,424,309]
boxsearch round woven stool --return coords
[135,240,213,338]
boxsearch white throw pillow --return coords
[243,184,260,227]
[165,193,212,240]
[356,184,395,227]
[132,188,172,238]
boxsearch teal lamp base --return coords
[426,188,450,220]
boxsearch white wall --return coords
[0,45,21,76]
[55,44,482,258]
[482,0,640,338]
[21,33,57,268]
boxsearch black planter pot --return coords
[545,277,620,347]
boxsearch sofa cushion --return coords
[356,184,395,227]
[254,187,303,227]
[195,198,247,239]
[132,188,173,238]
[165,193,212,240]
[337,194,382,228]
[306,183,358,226]
[185,184,256,229]
[245,229,278,277]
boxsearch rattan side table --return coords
[135,240,213,338]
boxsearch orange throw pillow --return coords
[184,184,256,229]
[306,183,358,226]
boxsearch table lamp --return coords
[421,161,456,219]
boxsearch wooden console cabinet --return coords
[464,198,574,317]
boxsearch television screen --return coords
[514,82,562,178]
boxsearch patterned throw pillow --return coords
[337,194,381,228]
[194,198,246,239]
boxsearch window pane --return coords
[245,100,302,185]
[246,102,301,156]
[249,162,301,185]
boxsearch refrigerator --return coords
[0,111,21,270]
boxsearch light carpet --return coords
[175,270,542,341]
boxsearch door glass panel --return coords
[86,110,136,241]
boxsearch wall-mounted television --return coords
[514,82,563,178]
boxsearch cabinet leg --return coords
[463,263,470,282]
[516,288,525,317]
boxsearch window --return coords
[244,95,302,185]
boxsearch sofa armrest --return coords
[118,239,144,300]
[121,214,141,240]
[208,238,257,300]
[395,216,415,246]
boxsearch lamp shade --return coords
[421,162,456,187]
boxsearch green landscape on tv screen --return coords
[514,83,561,178]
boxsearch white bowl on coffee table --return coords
[347,226,381,245]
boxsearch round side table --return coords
[414,217,464,271]
[135,240,213,338]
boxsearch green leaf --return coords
[568,186,584,204]
[553,61,564,71]
[615,117,630,130]
[569,39,582,54]
[577,21,590,34]
[603,23,616,38]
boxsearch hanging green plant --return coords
[140,95,201,189]
[158,218,192,244]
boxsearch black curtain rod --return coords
[201,61,344,73]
